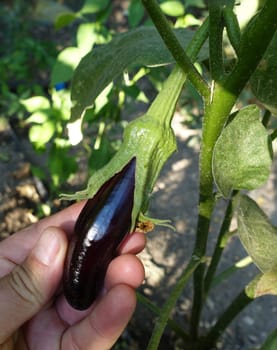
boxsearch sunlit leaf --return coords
[246,271,277,298]
[29,121,55,147]
[237,194,277,273]
[26,111,49,124]
[212,105,272,197]
[70,26,208,121]
[77,23,97,54]
[51,47,83,85]
[21,96,50,113]
[160,0,185,17]
[94,83,113,114]
[80,0,110,14]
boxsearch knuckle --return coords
[8,264,44,306]
[62,331,82,350]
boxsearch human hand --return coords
[0,202,146,349]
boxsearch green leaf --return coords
[88,135,115,174]
[31,165,47,181]
[246,271,277,299]
[259,328,277,350]
[26,111,50,124]
[160,0,185,17]
[54,12,77,30]
[212,105,272,198]
[70,26,208,121]
[29,121,55,148]
[21,96,50,113]
[128,0,145,27]
[51,47,83,86]
[49,144,78,188]
[80,0,110,14]
[237,194,277,273]
[94,83,113,114]
[251,31,277,116]
[76,23,97,54]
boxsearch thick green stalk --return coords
[208,0,225,80]
[190,0,277,339]
[198,0,277,204]
[147,65,188,127]
[141,0,210,99]
[201,0,277,202]
[146,256,202,350]
[200,289,253,349]
[203,194,236,296]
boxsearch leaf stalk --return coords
[141,0,210,100]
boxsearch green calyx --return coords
[61,66,187,230]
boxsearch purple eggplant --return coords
[63,158,136,310]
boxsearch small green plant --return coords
[62,0,277,349]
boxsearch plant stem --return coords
[137,292,190,341]
[203,195,236,296]
[203,191,239,295]
[223,6,241,56]
[186,17,209,62]
[146,256,202,350]
[223,0,277,97]
[208,0,224,80]
[210,256,252,290]
[141,18,210,346]
[262,109,271,127]
[200,289,253,349]
[141,0,210,100]
[201,0,277,202]
[190,0,277,339]
[190,208,212,340]
[147,65,188,127]
[147,16,209,126]
[271,129,277,141]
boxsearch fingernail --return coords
[34,228,62,266]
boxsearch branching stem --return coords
[141,0,210,100]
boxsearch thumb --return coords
[0,227,67,344]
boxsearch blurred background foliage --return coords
[0,0,207,206]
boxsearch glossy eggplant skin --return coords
[63,158,136,310]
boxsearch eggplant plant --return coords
[62,0,277,348]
